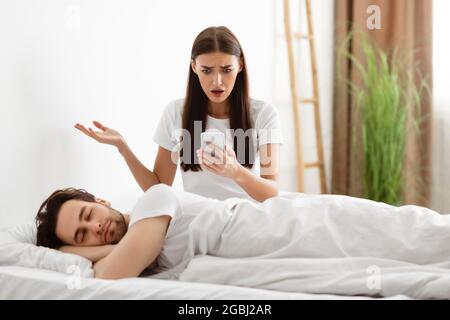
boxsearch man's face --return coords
[55,199,128,246]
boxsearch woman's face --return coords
[191,52,242,104]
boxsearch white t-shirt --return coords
[152,98,284,200]
[129,184,238,272]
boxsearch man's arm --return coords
[59,245,116,263]
[93,215,170,279]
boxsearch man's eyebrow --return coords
[79,205,87,222]
[73,206,87,243]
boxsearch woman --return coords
[75,26,283,202]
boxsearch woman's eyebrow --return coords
[200,65,233,69]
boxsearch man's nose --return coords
[88,221,103,235]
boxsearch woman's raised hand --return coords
[74,121,125,149]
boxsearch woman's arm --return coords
[118,144,177,191]
[75,121,177,191]
[197,143,280,202]
[59,245,116,263]
[233,144,280,202]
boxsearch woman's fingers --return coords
[93,120,107,131]
[204,146,225,165]
[88,127,103,141]
[75,123,95,138]
[210,145,225,160]
[197,150,221,174]
[224,144,236,157]
[76,122,109,141]
[197,151,211,166]
[198,149,217,165]
[203,152,222,165]
[199,155,218,172]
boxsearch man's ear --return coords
[95,198,111,207]
[191,59,197,75]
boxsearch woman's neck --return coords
[208,100,230,118]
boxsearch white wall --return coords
[0,0,337,228]
[273,0,335,193]
[432,0,450,213]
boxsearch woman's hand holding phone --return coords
[74,121,126,150]
[197,142,243,180]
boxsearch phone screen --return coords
[201,132,225,151]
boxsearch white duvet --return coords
[159,193,450,299]
[3,192,450,299]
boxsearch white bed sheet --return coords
[0,266,409,300]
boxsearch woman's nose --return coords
[213,72,223,85]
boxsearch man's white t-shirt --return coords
[129,184,239,272]
[152,98,284,200]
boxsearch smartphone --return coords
[200,131,225,150]
[201,131,225,152]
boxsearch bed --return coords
[0,222,408,300]
[0,266,409,300]
[2,191,450,300]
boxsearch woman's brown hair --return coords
[180,26,254,171]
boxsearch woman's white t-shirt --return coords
[152,98,284,200]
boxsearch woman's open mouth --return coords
[211,89,225,97]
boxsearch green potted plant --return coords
[339,34,429,205]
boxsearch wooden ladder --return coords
[283,0,327,193]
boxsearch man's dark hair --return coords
[35,188,96,249]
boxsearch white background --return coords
[0,0,447,228]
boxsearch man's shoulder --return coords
[142,183,176,198]
[129,184,181,227]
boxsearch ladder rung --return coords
[305,162,323,169]
[299,98,318,104]
[293,32,313,40]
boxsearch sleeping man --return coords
[35,184,450,280]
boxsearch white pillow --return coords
[0,223,93,278]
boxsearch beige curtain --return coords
[332,0,433,206]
